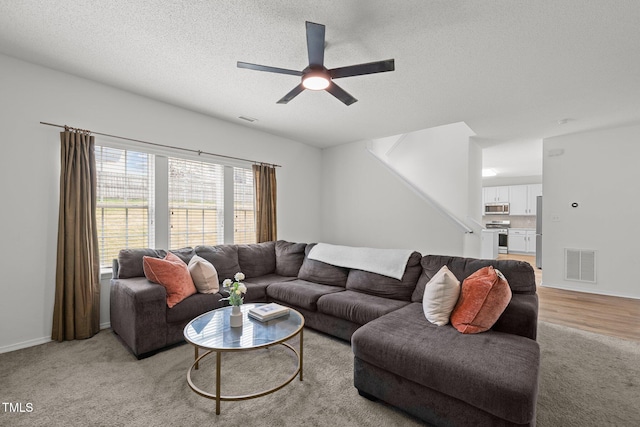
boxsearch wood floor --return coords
[498,254,640,342]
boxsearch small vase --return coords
[230,305,243,327]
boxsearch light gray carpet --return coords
[1,322,639,426]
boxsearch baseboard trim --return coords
[100,322,111,330]
[0,323,112,354]
[541,282,640,300]
[0,336,52,354]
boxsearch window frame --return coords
[95,145,155,271]
[95,140,256,277]
[167,156,225,249]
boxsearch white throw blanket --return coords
[308,243,413,280]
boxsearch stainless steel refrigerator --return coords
[535,196,542,269]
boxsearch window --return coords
[233,167,256,244]
[96,146,154,268]
[95,145,257,269]
[168,157,224,248]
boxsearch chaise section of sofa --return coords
[351,255,540,427]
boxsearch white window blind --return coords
[168,157,224,248]
[96,146,155,268]
[233,167,256,244]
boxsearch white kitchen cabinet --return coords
[506,184,542,216]
[508,229,528,253]
[527,184,542,215]
[482,187,491,204]
[508,229,536,253]
[484,186,509,203]
[508,185,529,215]
[526,230,536,254]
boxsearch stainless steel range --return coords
[485,220,510,254]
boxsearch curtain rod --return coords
[39,121,281,168]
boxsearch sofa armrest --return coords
[110,277,168,357]
[492,293,539,340]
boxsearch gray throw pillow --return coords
[298,243,349,287]
[195,245,241,284]
[275,240,307,277]
[117,248,166,279]
[238,241,276,278]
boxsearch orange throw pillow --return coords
[450,266,512,334]
[143,252,197,308]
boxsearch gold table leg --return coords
[216,350,221,415]
[299,328,304,381]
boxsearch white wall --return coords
[385,123,477,222]
[366,124,483,257]
[320,140,465,256]
[0,54,322,352]
[542,123,640,299]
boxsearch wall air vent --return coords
[565,249,596,283]
[238,116,258,123]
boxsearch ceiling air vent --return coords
[565,249,596,283]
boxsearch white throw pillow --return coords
[422,265,461,326]
[188,255,219,294]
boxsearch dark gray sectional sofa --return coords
[110,240,540,427]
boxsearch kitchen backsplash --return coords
[483,215,536,229]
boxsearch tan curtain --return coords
[253,164,277,243]
[52,130,100,341]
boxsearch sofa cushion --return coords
[450,266,512,334]
[143,252,197,308]
[351,303,540,425]
[117,248,167,279]
[267,279,345,311]
[412,255,536,302]
[345,251,421,301]
[241,274,296,303]
[492,293,539,340]
[188,255,219,294]
[275,240,307,276]
[169,247,196,264]
[166,292,222,324]
[195,245,241,284]
[422,265,460,326]
[317,290,409,325]
[237,241,276,278]
[298,243,349,287]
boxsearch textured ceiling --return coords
[1,0,640,153]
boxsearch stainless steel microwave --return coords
[484,203,510,215]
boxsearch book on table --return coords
[248,303,290,322]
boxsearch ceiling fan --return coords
[237,21,395,106]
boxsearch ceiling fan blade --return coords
[325,82,357,106]
[329,59,395,79]
[237,61,302,76]
[277,83,306,104]
[306,21,325,67]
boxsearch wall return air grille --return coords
[564,249,597,283]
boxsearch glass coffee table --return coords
[183,303,304,414]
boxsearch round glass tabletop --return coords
[183,303,304,351]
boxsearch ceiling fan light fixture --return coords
[302,71,330,90]
[237,21,394,105]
